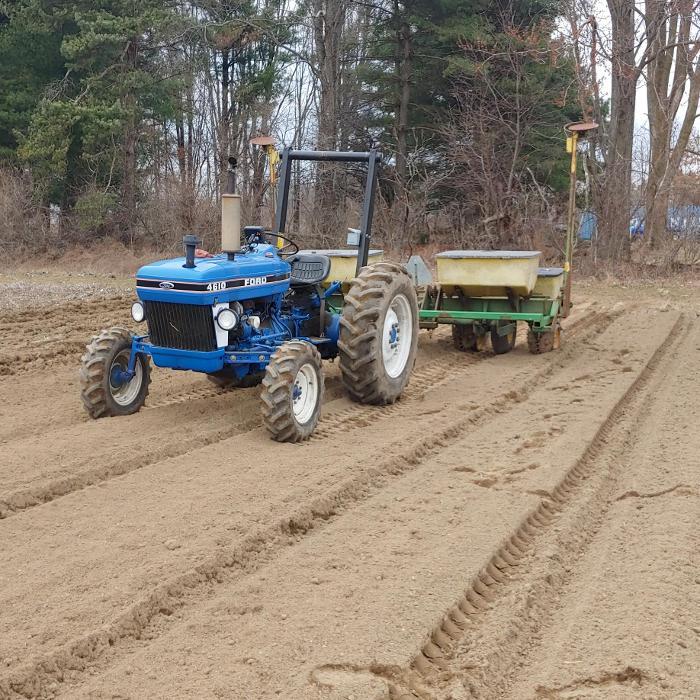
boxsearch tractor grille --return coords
[145,301,217,352]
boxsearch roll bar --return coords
[273,148,381,276]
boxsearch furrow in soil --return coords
[0,304,666,700]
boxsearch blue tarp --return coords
[576,206,700,240]
[578,210,597,240]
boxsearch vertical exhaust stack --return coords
[222,156,241,259]
[221,194,241,259]
[183,234,201,268]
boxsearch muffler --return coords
[222,156,241,258]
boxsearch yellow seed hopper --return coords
[532,267,564,299]
[421,250,562,355]
[435,250,541,297]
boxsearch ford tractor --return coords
[80,149,418,441]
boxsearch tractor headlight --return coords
[131,301,145,323]
[216,307,238,331]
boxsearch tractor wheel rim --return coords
[382,293,412,379]
[109,350,143,406]
[292,362,318,424]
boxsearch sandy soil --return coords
[0,275,698,700]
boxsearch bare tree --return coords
[596,0,638,260]
[311,0,348,230]
[644,0,700,247]
[567,0,700,261]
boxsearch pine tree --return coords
[0,2,65,162]
[19,0,182,237]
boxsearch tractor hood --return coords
[135,245,290,305]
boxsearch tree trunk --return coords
[219,48,231,196]
[646,180,671,248]
[176,112,186,183]
[395,18,411,187]
[313,0,346,240]
[644,122,671,248]
[391,12,412,241]
[120,38,139,244]
[644,0,700,249]
[598,0,637,261]
[313,0,344,151]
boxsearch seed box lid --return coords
[299,249,383,257]
[537,267,564,277]
[435,250,541,259]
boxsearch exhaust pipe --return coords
[222,156,241,259]
[221,194,241,258]
[183,234,200,269]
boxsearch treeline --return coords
[0,0,579,255]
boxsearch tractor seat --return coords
[289,253,331,286]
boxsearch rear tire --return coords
[491,321,517,355]
[261,340,323,442]
[80,327,150,418]
[339,262,418,405]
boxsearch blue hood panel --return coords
[135,246,290,304]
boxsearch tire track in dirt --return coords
[0,309,610,522]
[0,309,622,699]
[0,360,477,520]
[141,372,348,411]
[0,376,346,519]
[310,308,611,442]
[0,297,130,377]
[386,314,688,700]
[0,418,258,520]
[309,353,484,440]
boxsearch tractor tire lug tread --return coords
[79,327,150,419]
[338,262,419,405]
[260,340,324,442]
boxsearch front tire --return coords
[80,327,150,418]
[261,341,324,442]
[339,262,418,405]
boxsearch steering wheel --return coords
[243,227,299,258]
[269,232,299,258]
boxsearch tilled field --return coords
[0,280,698,700]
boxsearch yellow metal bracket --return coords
[249,135,281,245]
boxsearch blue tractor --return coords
[80,149,418,441]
